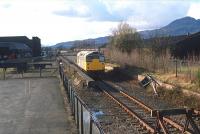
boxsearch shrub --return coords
[197,69,200,87]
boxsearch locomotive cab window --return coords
[99,55,105,62]
[86,56,92,62]
[92,54,99,59]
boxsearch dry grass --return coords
[157,87,200,109]
[106,48,200,93]
[154,73,200,93]
[106,48,171,72]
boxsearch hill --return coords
[53,36,109,49]
[53,16,200,48]
[140,16,200,38]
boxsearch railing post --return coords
[3,68,6,80]
[90,117,93,134]
[39,66,42,77]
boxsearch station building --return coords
[0,36,41,60]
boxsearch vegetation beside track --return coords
[111,65,200,110]
[154,72,200,93]
[156,87,200,109]
[105,22,200,94]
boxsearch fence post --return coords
[21,70,24,78]
[175,59,178,77]
[39,66,42,77]
[3,68,6,80]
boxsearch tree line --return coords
[108,22,200,60]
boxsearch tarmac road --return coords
[0,77,77,134]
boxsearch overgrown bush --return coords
[157,87,200,108]
[197,69,200,87]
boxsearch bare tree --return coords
[109,22,142,53]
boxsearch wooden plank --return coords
[151,108,187,117]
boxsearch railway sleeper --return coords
[137,112,150,115]
[131,119,154,133]
[159,124,179,134]
[126,118,138,122]
[99,121,113,126]
[140,132,149,134]
[168,129,179,133]
[111,109,127,114]
[137,113,151,119]
[128,130,142,134]
[131,109,145,113]
[123,103,142,107]
[113,96,126,99]
[137,130,148,134]
[136,127,147,133]
[144,116,156,120]
[120,99,137,104]
[146,117,157,121]
[168,130,181,134]
[110,112,127,116]
[130,121,140,125]
[134,124,143,129]
[146,121,156,126]
[127,105,141,109]
[129,119,138,124]
[131,120,147,131]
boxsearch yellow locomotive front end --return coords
[86,52,105,72]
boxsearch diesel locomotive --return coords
[77,51,105,72]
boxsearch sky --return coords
[0,0,200,46]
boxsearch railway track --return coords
[59,55,200,134]
[96,81,156,133]
[104,81,200,133]
[96,81,195,134]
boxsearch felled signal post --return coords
[139,74,160,96]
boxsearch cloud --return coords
[0,0,197,45]
[1,4,11,8]
[187,3,200,19]
[54,0,190,29]
[101,0,190,30]
[0,0,12,8]
[53,0,127,22]
[54,1,89,17]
